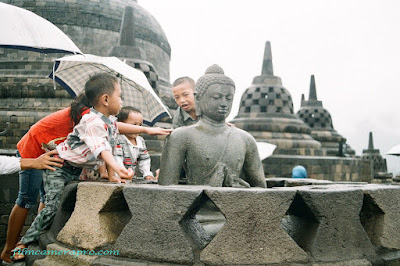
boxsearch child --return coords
[14,73,133,257]
[105,106,156,182]
[171,77,199,129]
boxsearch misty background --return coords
[140,0,400,175]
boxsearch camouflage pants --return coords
[20,164,82,245]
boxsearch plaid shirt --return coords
[56,108,118,168]
[114,134,153,178]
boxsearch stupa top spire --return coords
[309,75,317,100]
[261,41,273,76]
[368,131,374,150]
[301,75,322,107]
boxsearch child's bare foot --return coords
[1,248,12,263]
[145,176,156,181]
[108,176,126,183]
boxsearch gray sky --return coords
[140,0,400,174]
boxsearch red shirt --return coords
[17,107,90,158]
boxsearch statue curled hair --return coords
[195,64,235,99]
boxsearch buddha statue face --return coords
[197,83,234,122]
[195,64,236,123]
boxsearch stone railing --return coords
[27,181,400,266]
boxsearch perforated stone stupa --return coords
[297,75,355,156]
[362,132,392,181]
[231,41,322,156]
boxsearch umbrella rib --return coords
[55,62,116,74]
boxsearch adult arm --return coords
[0,156,20,175]
[117,122,172,136]
[0,150,64,174]
[20,150,64,171]
[158,130,187,185]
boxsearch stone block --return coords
[200,187,309,265]
[0,215,9,225]
[33,243,97,266]
[0,225,6,238]
[57,183,130,250]
[295,185,376,262]
[39,182,78,249]
[361,185,400,250]
[115,185,204,265]
[380,250,400,266]
[311,259,372,265]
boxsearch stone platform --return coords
[19,181,400,266]
[263,155,373,182]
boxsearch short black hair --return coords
[117,106,142,122]
[84,72,119,106]
[172,76,195,89]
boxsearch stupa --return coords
[297,75,355,156]
[231,41,371,181]
[0,0,173,150]
[362,132,392,181]
[231,41,322,156]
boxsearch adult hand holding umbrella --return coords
[0,2,82,54]
[50,54,170,126]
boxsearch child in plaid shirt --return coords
[18,73,133,250]
[116,106,156,181]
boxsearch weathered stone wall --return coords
[21,182,400,265]
[0,0,172,150]
[0,170,40,250]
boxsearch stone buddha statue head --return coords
[195,64,235,123]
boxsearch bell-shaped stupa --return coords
[362,132,392,181]
[109,5,176,110]
[231,41,321,156]
[297,75,355,156]
[0,0,172,149]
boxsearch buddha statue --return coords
[159,65,266,188]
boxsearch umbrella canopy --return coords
[0,2,82,54]
[387,144,400,156]
[50,54,171,126]
[256,142,277,161]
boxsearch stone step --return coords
[33,243,97,266]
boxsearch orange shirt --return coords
[17,107,90,158]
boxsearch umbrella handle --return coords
[0,122,10,136]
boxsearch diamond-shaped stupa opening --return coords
[99,188,132,241]
[180,193,226,249]
[360,194,384,247]
[281,193,319,252]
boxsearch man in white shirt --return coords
[0,150,63,175]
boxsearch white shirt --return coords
[0,156,21,175]
[114,134,153,178]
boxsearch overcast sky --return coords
[140,0,400,174]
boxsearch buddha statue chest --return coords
[184,126,247,186]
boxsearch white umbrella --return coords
[0,2,82,54]
[387,144,400,156]
[50,54,171,126]
[256,142,277,161]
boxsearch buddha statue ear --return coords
[194,92,202,116]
